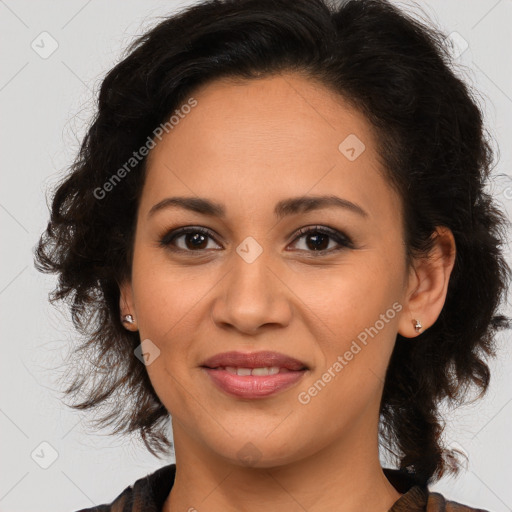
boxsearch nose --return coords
[210,247,293,335]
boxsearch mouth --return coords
[200,351,308,399]
[212,366,295,376]
[201,350,308,371]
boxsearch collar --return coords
[120,464,427,512]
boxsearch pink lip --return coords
[200,351,308,399]
[203,369,306,399]
[201,350,307,370]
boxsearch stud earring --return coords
[122,314,134,325]
[413,319,422,333]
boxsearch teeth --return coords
[252,366,280,376]
[224,366,281,376]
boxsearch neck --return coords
[163,414,402,512]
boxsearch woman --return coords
[35,0,510,510]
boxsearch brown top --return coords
[75,463,490,512]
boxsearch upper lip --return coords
[201,351,308,371]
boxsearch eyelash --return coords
[158,225,354,256]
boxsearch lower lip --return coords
[202,368,306,399]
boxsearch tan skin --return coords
[119,72,456,512]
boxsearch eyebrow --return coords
[147,195,368,220]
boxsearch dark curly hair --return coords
[34,0,510,486]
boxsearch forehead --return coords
[141,72,399,225]
[152,73,377,163]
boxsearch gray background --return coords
[1,1,511,511]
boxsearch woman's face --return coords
[121,72,418,468]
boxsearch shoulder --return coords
[384,468,492,512]
[427,491,491,512]
[72,484,132,512]
[72,463,176,512]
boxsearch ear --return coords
[119,278,138,331]
[398,226,456,338]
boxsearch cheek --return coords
[300,256,403,391]
[295,303,400,440]
[291,256,401,335]
[131,247,216,339]
[131,274,204,417]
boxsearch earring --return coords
[413,319,422,333]
[122,314,134,325]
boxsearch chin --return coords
[202,429,315,469]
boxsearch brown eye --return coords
[160,227,222,252]
[289,226,354,254]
